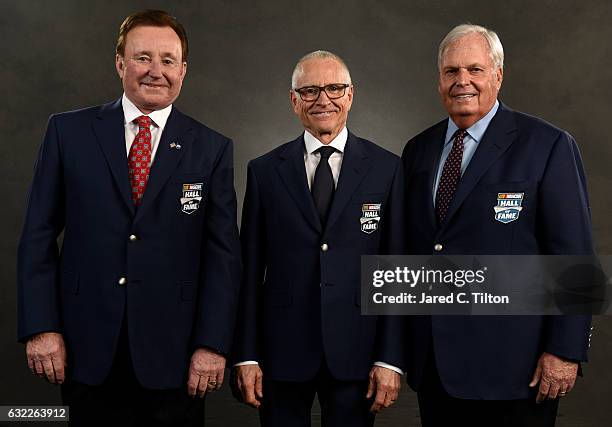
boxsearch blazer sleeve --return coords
[231,161,267,363]
[374,158,407,370]
[17,115,65,342]
[538,131,593,361]
[191,138,242,355]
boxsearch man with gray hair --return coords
[232,50,406,426]
[402,24,593,425]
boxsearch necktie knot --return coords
[135,115,152,130]
[453,129,467,143]
[317,146,336,160]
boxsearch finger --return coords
[537,380,550,403]
[529,364,542,387]
[28,358,35,374]
[366,375,376,399]
[383,390,396,408]
[255,372,263,399]
[52,359,66,384]
[34,360,45,376]
[197,376,208,398]
[547,383,561,400]
[42,359,56,383]
[372,389,386,413]
[187,373,199,397]
[243,380,257,407]
[215,369,225,390]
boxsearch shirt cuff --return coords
[233,360,259,367]
[374,361,404,375]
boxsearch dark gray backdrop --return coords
[1,0,611,426]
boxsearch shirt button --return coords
[129,234,138,242]
[434,244,443,252]
[118,277,127,286]
[321,243,329,252]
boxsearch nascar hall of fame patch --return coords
[180,183,203,215]
[494,192,524,224]
[360,203,381,234]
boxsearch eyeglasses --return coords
[294,84,350,101]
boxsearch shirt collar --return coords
[121,93,173,129]
[444,99,499,146]
[303,127,348,154]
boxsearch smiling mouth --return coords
[452,94,476,100]
[310,111,337,117]
[141,83,167,89]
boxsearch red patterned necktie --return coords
[435,129,467,224]
[128,115,152,206]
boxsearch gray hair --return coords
[291,50,352,89]
[438,24,504,70]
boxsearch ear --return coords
[290,89,300,114]
[345,84,354,111]
[495,67,504,90]
[180,62,187,81]
[115,54,125,79]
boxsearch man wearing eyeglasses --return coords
[231,50,406,426]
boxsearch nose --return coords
[456,68,470,86]
[148,58,163,78]
[315,89,332,106]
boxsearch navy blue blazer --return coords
[17,98,241,389]
[401,102,593,400]
[233,132,406,381]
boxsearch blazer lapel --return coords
[276,136,322,233]
[325,132,370,232]
[443,103,518,226]
[92,98,135,215]
[135,107,192,222]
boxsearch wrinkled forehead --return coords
[294,58,350,87]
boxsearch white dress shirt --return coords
[235,127,403,375]
[122,93,173,161]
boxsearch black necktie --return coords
[435,129,467,224]
[312,146,336,226]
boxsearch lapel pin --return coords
[170,142,182,150]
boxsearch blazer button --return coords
[129,234,138,242]
[434,243,443,252]
[118,277,127,286]
[321,243,329,252]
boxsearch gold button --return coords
[434,244,443,252]
[129,234,138,242]
[321,243,329,252]
[118,277,127,286]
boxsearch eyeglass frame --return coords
[293,83,351,101]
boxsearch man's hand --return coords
[187,348,226,398]
[529,352,578,402]
[26,332,66,384]
[235,364,264,408]
[366,366,400,413]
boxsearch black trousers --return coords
[417,352,559,427]
[60,323,205,427]
[259,361,374,427]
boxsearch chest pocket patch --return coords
[494,192,524,224]
[360,203,381,234]
[181,182,204,214]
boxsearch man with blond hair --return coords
[402,24,593,426]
